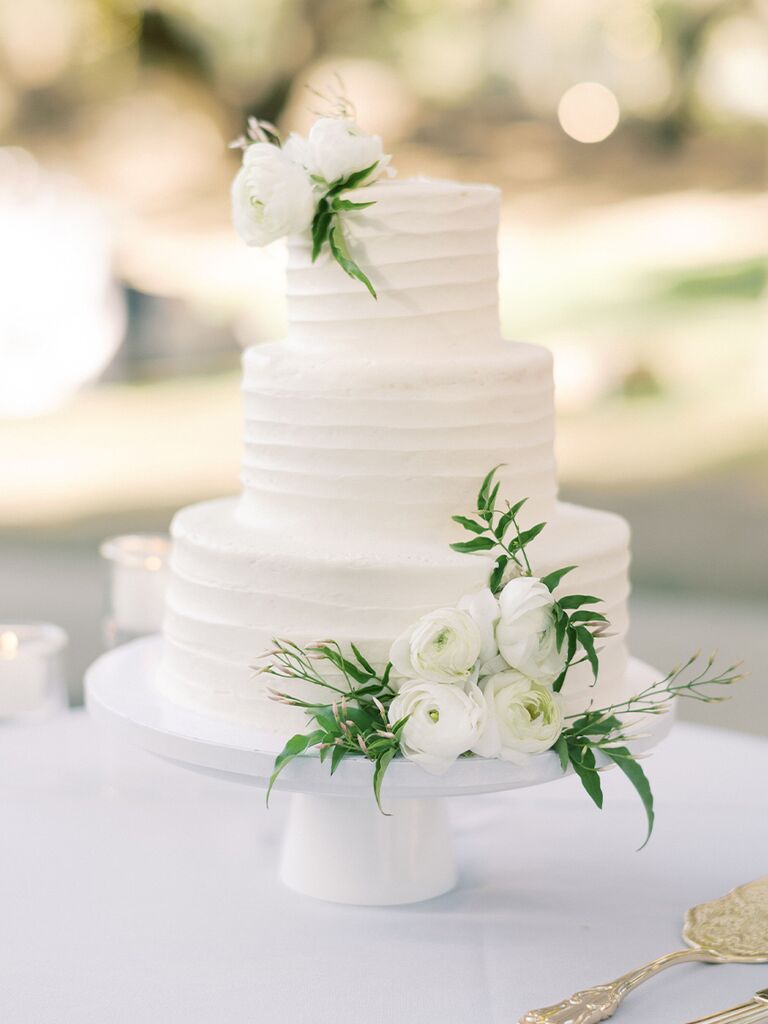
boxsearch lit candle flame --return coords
[145,556,163,572]
[0,631,19,656]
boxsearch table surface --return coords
[2,711,767,1024]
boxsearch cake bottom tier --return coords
[159,497,632,733]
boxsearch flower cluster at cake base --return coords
[258,467,743,847]
[231,113,392,297]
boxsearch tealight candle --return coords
[0,623,68,720]
[100,534,170,642]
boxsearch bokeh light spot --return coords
[558,82,620,143]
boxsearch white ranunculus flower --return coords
[231,143,315,247]
[281,131,309,168]
[305,117,390,186]
[390,607,483,687]
[472,670,563,764]
[457,586,500,667]
[388,680,486,774]
[495,576,567,685]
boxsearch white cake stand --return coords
[85,636,673,906]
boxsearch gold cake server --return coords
[520,877,768,1024]
[685,989,768,1024]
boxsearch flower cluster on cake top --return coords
[231,112,392,297]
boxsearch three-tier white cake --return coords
[159,177,631,733]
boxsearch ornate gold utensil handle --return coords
[687,989,768,1024]
[520,947,727,1024]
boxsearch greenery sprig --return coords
[309,163,379,298]
[260,466,745,848]
[555,653,744,847]
[451,465,608,691]
[261,640,401,811]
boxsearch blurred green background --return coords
[0,0,766,731]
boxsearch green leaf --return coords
[566,624,578,665]
[312,710,338,734]
[489,554,509,594]
[575,625,599,680]
[540,566,577,593]
[331,161,379,192]
[495,507,515,540]
[556,594,602,610]
[331,197,376,211]
[569,744,603,809]
[568,713,622,739]
[449,536,497,554]
[328,224,377,299]
[451,515,487,535]
[495,497,529,540]
[267,729,324,805]
[601,745,655,848]
[507,497,528,518]
[487,481,500,512]
[555,610,568,653]
[313,644,371,684]
[310,200,333,262]
[552,667,568,693]
[553,625,579,692]
[330,744,347,775]
[508,521,546,552]
[553,734,570,773]
[569,610,609,624]
[477,465,504,513]
[344,706,378,732]
[350,643,375,676]
[381,662,392,689]
[373,747,396,813]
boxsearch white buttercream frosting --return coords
[159,176,635,734]
[285,178,502,354]
[237,339,557,544]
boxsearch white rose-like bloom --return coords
[231,143,315,247]
[457,586,500,667]
[388,680,486,774]
[305,117,390,186]
[390,608,483,686]
[495,576,567,685]
[472,670,564,764]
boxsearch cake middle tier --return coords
[160,497,631,731]
[238,339,558,544]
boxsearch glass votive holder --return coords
[100,534,170,648]
[0,624,69,723]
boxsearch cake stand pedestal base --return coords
[281,793,456,904]
[85,637,673,907]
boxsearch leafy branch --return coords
[451,465,608,690]
[557,653,744,847]
[258,639,402,811]
[310,162,379,297]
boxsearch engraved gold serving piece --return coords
[520,877,768,1024]
[686,989,768,1024]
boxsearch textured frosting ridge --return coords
[160,177,634,734]
[237,340,557,545]
[285,179,501,354]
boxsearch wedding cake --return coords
[158,120,631,736]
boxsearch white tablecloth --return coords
[2,711,766,1024]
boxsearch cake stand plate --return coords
[85,636,673,906]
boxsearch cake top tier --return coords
[285,177,501,353]
[230,116,502,354]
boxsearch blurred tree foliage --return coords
[1,0,765,148]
